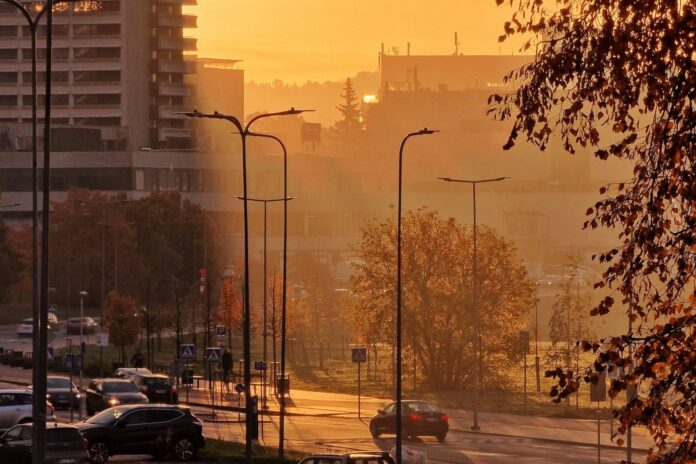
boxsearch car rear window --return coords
[47,378,71,388]
[47,428,84,442]
[103,382,139,393]
[145,378,170,387]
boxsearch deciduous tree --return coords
[491,1,696,460]
[351,209,534,390]
[103,291,139,364]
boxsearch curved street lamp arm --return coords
[0,0,35,25]
[245,108,314,133]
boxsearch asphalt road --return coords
[0,323,97,352]
[0,372,643,464]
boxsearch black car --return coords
[44,375,81,409]
[132,374,178,404]
[0,423,90,464]
[75,404,205,463]
[369,400,448,442]
[85,379,148,416]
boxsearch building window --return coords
[22,48,69,60]
[74,94,120,106]
[0,95,17,106]
[22,25,69,37]
[0,25,16,36]
[0,72,18,84]
[0,49,18,60]
[73,70,121,83]
[73,47,120,60]
[22,94,69,106]
[74,117,121,127]
[21,72,69,83]
[73,24,121,36]
[74,0,121,13]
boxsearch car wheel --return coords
[88,440,110,464]
[369,421,381,438]
[173,436,197,461]
[436,433,446,443]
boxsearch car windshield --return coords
[145,378,170,387]
[410,402,441,412]
[85,407,127,424]
[47,378,71,388]
[103,382,139,393]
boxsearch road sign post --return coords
[352,347,367,418]
[66,339,73,422]
[205,347,221,419]
[519,331,530,410]
[590,370,607,464]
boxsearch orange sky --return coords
[188,1,521,84]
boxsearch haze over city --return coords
[0,1,692,464]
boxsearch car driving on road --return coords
[75,404,204,463]
[369,400,448,442]
[66,317,98,335]
[111,367,153,380]
[132,373,178,404]
[0,423,90,464]
[84,379,148,416]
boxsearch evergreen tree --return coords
[333,78,362,154]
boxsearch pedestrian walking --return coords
[130,348,144,368]
[222,349,233,393]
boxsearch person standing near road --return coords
[222,349,233,393]
[130,348,144,368]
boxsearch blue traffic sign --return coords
[216,325,227,337]
[180,344,196,361]
[205,347,221,363]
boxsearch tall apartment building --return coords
[0,0,197,150]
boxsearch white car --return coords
[112,367,153,380]
[15,317,57,337]
[0,390,55,432]
[15,319,33,337]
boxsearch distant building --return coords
[0,0,198,150]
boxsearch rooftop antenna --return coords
[407,42,411,56]
[454,32,460,55]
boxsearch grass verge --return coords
[198,438,303,463]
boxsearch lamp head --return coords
[79,291,87,297]
[283,107,314,116]
[418,128,439,135]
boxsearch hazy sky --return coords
[190,1,520,84]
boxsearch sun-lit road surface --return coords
[0,375,643,464]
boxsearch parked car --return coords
[76,404,204,463]
[0,389,56,432]
[369,400,448,442]
[66,317,98,335]
[112,367,153,380]
[132,374,178,404]
[85,379,148,416]
[41,376,81,410]
[0,423,89,464]
[298,452,396,464]
[7,350,23,368]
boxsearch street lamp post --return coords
[78,290,87,419]
[0,3,83,463]
[438,176,510,431]
[236,196,294,413]
[395,128,438,464]
[182,108,310,464]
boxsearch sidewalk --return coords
[0,364,653,452]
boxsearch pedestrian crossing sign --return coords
[180,344,196,361]
[205,347,221,363]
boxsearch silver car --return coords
[0,390,56,432]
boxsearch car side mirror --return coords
[115,421,125,428]
[377,409,383,415]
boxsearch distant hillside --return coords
[245,71,379,126]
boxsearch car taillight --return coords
[140,385,148,393]
[409,414,421,421]
[83,438,89,450]
[47,402,55,416]
[171,385,177,394]
[441,414,449,422]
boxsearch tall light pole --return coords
[78,290,87,419]
[247,131,296,462]
[396,128,438,464]
[0,2,77,462]
[236,196,295,413]
[182,108,310,464]
[438,176,510,431]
